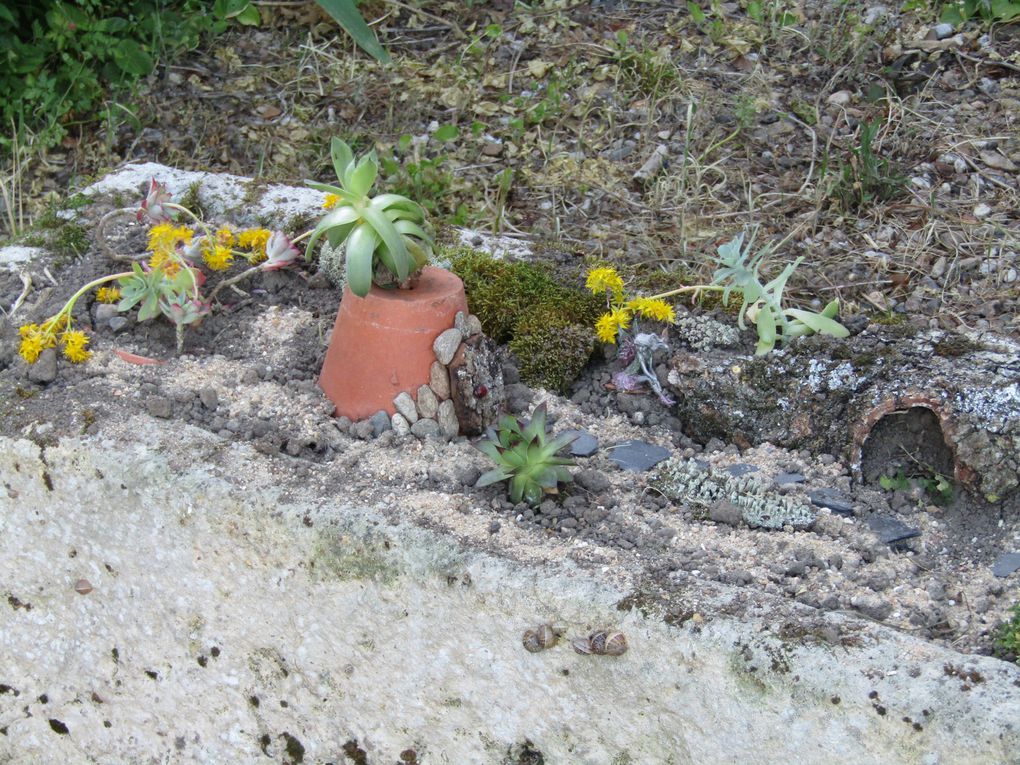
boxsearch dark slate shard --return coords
[866,514,921,545]
[560,429,599,457]
[992,552,1020,578]
[607,440,672,472]
[809,488,854,516]
[693,459,711,472]
[775,472,806,486]
[725,463,759,477]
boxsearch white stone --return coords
[390,412,410,436]
[465,314,483,337]
[437,399,460,439]
[429,361,450,400]
[974,203,992,218]
[0,245,44,271]
[433,328,463,366]
[827,90,851,106]
[454,311,468,334]
[393,392,419,424]
[416,385,439,419]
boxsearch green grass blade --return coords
[315,0,391,63]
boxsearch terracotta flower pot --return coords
[318,266,468,421]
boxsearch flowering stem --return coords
[646,284,724,302]
[291,230,312,245]
[47,271,132,326]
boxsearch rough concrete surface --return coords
[2,419,1019,764]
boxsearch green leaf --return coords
[360,204,409,279]
[138,292,161,322]
[754,306,777,355]
[315,0,391,63]
[330,138,355,186]
[784,309,850,339]
[113,39,154,76]
[475,468,509,488]
[347,154,379,198]
[433,124,459,142]
[522,480,544,506]
[345,223,377,297]
[687,1,706,23]
[939,5,964,24]
[235,4,262,25]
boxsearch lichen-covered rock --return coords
[448,335,504,436]
[433,328,463,366]
[653,457,816,530]
[675,315,741,352]
[666,326,1020,500]
[437,399,459,440]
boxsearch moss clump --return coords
[448,247,602,392]
[177,182,208,221]
[933,333,984,358]
[994,602,1020,664]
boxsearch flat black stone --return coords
[775,472,806,486]
[607,440,672,472]
[992,552,1020,578]
[809,488,855,516]
[560,429,599,457]
[725,463,759,477]
[866,514,921,545]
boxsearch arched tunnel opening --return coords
[859,406,956,488]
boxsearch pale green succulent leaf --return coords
[784,309,850,339]
[755,306,777,355]
[345,223,377,297]
[475,468,510,488]
[306,180,349,197]
[348,154,379,198]
[330,138,355,185]
[361,204,409,277]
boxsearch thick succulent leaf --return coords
[371,194,422,216]
[475,468,510,488]
[303,207,361,261]
[315,0,390,63]
[554,466,573,483]
[361,204,409,279]
[522,403,548,442]
[330,138,355,185]
[345,223,378,297]
[404,238,432,270]
[509,475,526,504]
[347,154,379,198]
[755,306,777,355]
[784,309,850,339]
[374,243,403,283]
[536,467,559,489]
[138,292,160,322]
[326,221,358,248]
[391,219,432,244]
[820,299,840,319]
[477,440,504,463]
[306,180,347,197]
[504,445,529,469]
[523,481,545,505]
[547,431,578,454]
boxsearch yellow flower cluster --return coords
[202,244,234,271]
[585,266,624,298]
[147,222,194,259]
[96,286,121,304]
[215,226,235,247]
[18,322,91,364]
[323,193,340,210]
[595,307,631,344]
[586,266,676,344]
[237,228,271,264]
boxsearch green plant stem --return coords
[48,271,131,326]
[646,284,724,301]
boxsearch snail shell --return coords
[522,623,559,653]
[575,631,628,656]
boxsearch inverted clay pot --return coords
[318,266,468,421]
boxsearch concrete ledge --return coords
[2,419,1018,764]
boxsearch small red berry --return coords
[474,384,488,398]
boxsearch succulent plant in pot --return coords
[308,137,468,422]
[475,403,577,506]
[305,138,434,296]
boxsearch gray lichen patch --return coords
[675,315,741,352]
[653,457,817,530]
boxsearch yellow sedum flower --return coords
[237,228,271,264]
[626,297,676,324]
[595,307,632,344]
[203,244,234,271]
[18,323,55,364]
[61,330,91,363]
[96,286,121,304]
[323,193,340,210]
[586,266,624,298]
[215,226,235,247]
[148,249,180,275]
[147,222,194,259]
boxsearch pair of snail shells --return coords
[522,623,563,653]
[572,631,627,656]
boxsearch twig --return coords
[5,272,32,318]
[96,207,143,263]
[953,49,1020,75]
[206,264,264,304]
